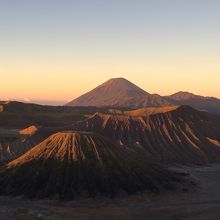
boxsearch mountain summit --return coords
[66,78,150,107]
[66,78,220,113]
[66,78,171,108]
[98,78,149,96]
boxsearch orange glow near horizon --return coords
[1,1,220,105]
[1,56,220,105]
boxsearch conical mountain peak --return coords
[66,77,153,108]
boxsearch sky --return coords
[0,0,220,105]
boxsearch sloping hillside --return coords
[0,101,103,128]
[0,132,181,199]
[73,106,220,164]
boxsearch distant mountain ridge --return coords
[66,78,220,114]
[166,91,220,115]
[167,91,199,101]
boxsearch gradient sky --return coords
[0,0,220,105]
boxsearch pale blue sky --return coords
[0,0,220,105]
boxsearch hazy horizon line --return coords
[1,90,220,106]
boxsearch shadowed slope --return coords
[0,125,55,163]
[0,132,180,199]
[0,128,21,163]
[73,106,220,164]
[0,101,104,129]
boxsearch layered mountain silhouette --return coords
[2,78,220,166]
[0,131,181,199]
[2,105,220,165]
[72,106,220,164]
[66,78,220,114]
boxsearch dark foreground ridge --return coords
[0,131,183,200]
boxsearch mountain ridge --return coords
[72,105,220,164]
[66,78,220,114]
[2,105,220,165]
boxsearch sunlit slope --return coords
[0,132,180,199]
